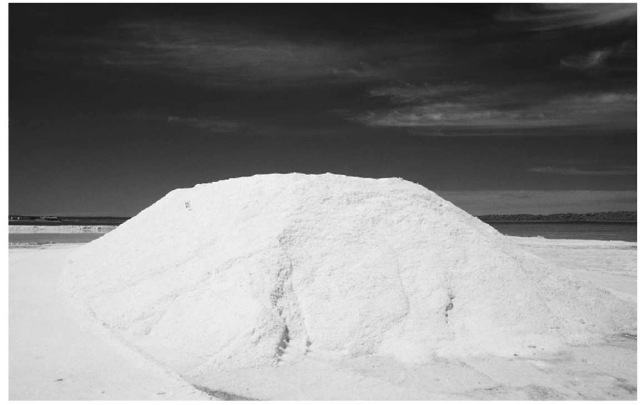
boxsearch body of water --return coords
[488,223,637,242]
[8,223,637,245]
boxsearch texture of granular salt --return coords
[60,173,636,379]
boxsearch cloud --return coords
[353,85,636,133]
[166,116,244,133]
[560,49,612,70]
[528,165,637,176]
[439,190,637,215]
[130,112,250,133]
[91,20,392,87]
[496,4,636,31]
[62,16,450,89]
[368,82,480,104]
[560,39,636,72]
[356,101,540,128]
[356,103,530,128]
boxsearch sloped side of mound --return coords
[60,173,636,378]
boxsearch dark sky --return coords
[9,3,637,215]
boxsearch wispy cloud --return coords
[368,82,480,104]
[356,103,534,128]
[92,20,391,86]
[560,39,636,72]
[131,112,249,133]
[560,49,613,70]
[496,4,636,31]
[166,116,244,133]
[528,165,636,176]
[353,84,636,133]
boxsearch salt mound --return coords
[61,173,635,379]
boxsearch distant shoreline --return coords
[478,211,636,224]
[9,217,129,226]
[9,211,637,226]
[481,220,636,224]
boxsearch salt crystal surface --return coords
[60,173,636,379]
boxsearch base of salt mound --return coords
[61,173,635,379]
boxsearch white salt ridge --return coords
[60,173,636,380]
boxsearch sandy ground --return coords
[9,244,211,400]
[9,225,116,233]
[512,237,637,302]
[9,237,637,400]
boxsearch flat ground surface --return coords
[9,245,211,400]
[9,238,637,400]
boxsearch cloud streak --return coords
[560,39,636,72]
[91,20,408,87]
[528,165,637,176]
[496,4,636,31]
[166,116,245,133]
[560,49,613,70]
[368,82,481,104]
[353,84,636,133]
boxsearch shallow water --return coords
[9,223,637,245]
[489,223,637,242]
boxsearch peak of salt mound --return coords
[61,173,635,378]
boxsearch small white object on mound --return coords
[61,173,635,380]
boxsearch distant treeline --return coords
[9,215,130,226]
[478,211,636,223]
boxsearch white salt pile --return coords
[61,173,635,380]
